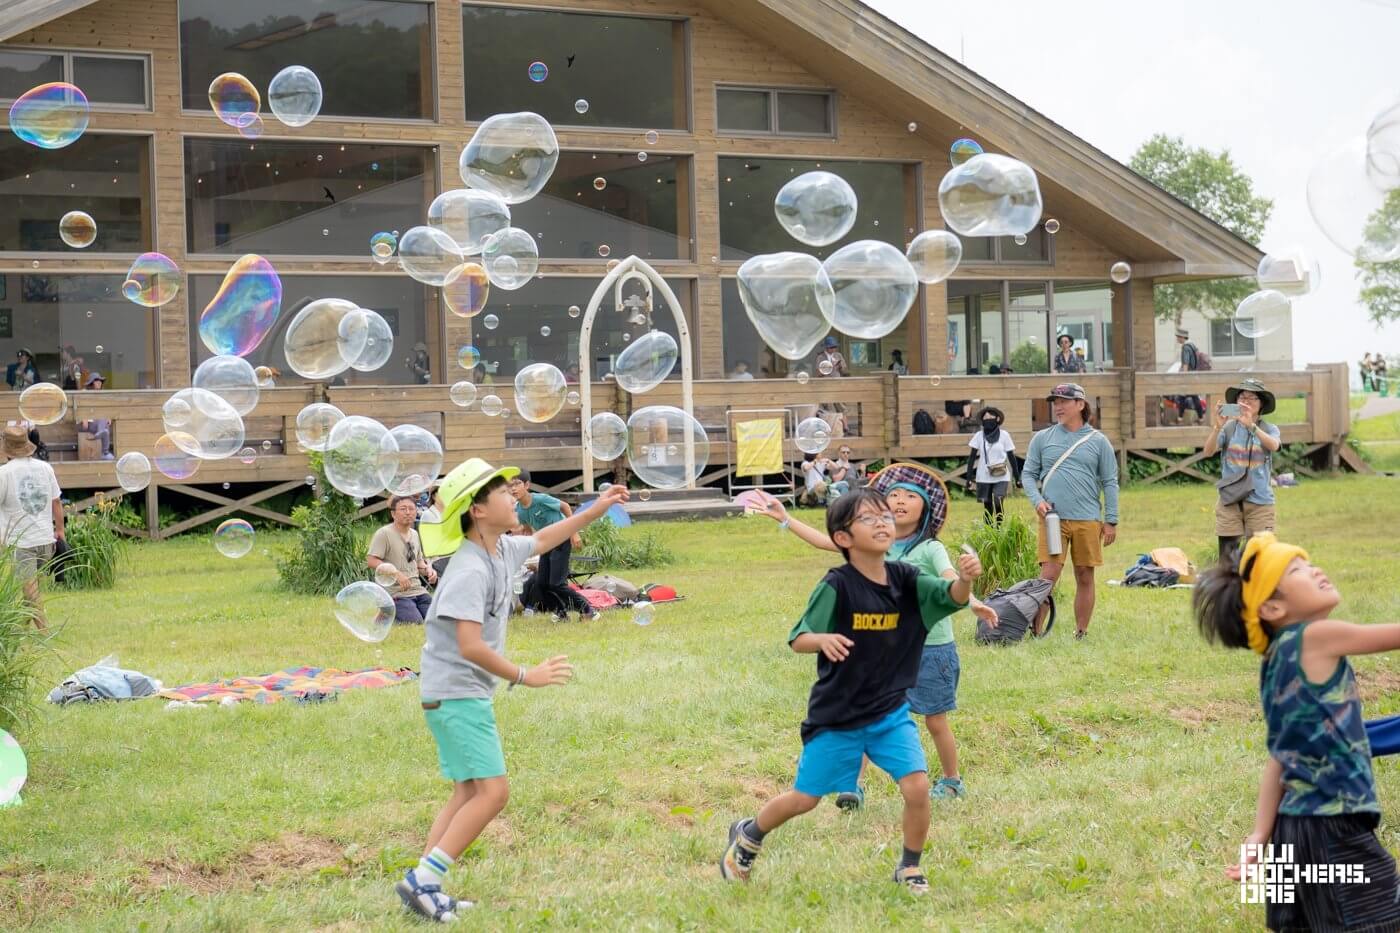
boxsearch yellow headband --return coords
[1238,532,1310,655]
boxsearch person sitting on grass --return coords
[508,468,594,620]
[398,459,629,923]
[720,488,981,894]
[1195,533,1400,933]
[752,463,998,806]
[367,495,438,623]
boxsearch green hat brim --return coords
[419,462,520,558]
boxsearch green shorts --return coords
[423,697,506,782]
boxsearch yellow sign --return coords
[735,418,783,477]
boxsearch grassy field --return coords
[1349,403,1400,471]
[4,478,1400,930]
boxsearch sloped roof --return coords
[0,0,100,42]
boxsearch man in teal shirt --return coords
[508,469,592,618]
[1021,383,1119,640]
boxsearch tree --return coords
[1357,187,1400,324]
[1128,134,1273,321]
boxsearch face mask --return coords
[981,419,998,433]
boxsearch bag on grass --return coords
[975,578,1056,645]
[584,574,640,601]
[1123,559,1179,588]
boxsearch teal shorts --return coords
[422,697,506,782]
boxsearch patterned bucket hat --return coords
[869,462,949,538]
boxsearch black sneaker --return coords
[719,819,762,881]
[1074,629,1087,641]
[834,786,865,811]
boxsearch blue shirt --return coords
[1218,421,1279,505]
[516,492,565,531]
[1021,424,1119,524]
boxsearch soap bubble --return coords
[482,226,540,290]
[566,390,580,406]
[335,581,395,643]
[444,262,490,318]
[645,130,659,145]
[373,562,399,588]
[637,151,648,163]
[735,252,835,361]
[239,446,257,465]
[162,388,245,460]
[262,440,272,452]
[626,406,709,490]
[153,432,200,480]
[122,252,180,307]
[540,325,551,337]
[193,355,260,416]
[381,424,441,496]
[479,394,504,417]
[114,451,151,492]
[457,345,481,369]
[237,115,264,140]
[458,111,560,204]
[823,240,918,339]
[254,366,275,388]
[774,171,858,246]
[213,518,255,558]
[817,359,833,376]
[795,417,833,454]
[906,230,962,284]
[614,330,678,393]
[163,396,192,427]
[574,99,589,114]
[598,244,611,258]
[59,211,96,248]
[198,254,282,358]
[632,600,655,626]
[324,416,396,498]
[1013,234,1027,246]
[1256,248,1321,297]
[1109,261,1132,284]
[267,65,322,127]
[483,314,499,330]
[295,403,344,451]
[370,232,397,263]
[398,226,465,287]
[208,73,260,128]
[514,363,568,422]
[593,176,607,191]
[283,298,366,380]
[949,137,983,166]
[1044,218,1061,235]
[449,381,477,407]
[588,412,627,460]
[1234,290,1291,339]
[568,304,581,318]
[1307,136,1400,263]
[938,154,1042,237]
[528,61,548,82]
[638,488,652,501]
[795,370,811,385]
[908,122,918,133]
[17,383,67,425]
[8,82,89,149]
[427,188,512,254]
[347,309,394,372]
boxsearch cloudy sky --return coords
[867,0,1400,373]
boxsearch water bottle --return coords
[1044,506,1063,557]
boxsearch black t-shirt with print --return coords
[787,561,965,743]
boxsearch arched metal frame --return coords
[578,255,694,494]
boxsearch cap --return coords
[822,336,838,349]
[418,458,520,557]
[1046,383,1086,401]
[85,373,105,387]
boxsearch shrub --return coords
[55,492,125,590]
[276,455,370,596]
[579,518,675,570]
[0,548,43,734]
[955,511,1042,599]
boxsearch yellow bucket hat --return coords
[418,457,519,557]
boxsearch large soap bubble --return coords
[481,227,540,290]
[59,211,96,248]
[122,253,180,308]
[398,226,465,287]
[823,240,919,340]
[9,82,89,149]
[380,424,442,496]
[347,309,394,372]
[1256,248,1321,298]
[267,65,322,127]
[208,73,260,128]
[162,395,192,427]
[162,388,245,461]
[214,519,255,559]
[335,581,395,643]
[613,330,678,394]
[199,254,282,357]
[114,451,151,492]
[906,230,963,284]
[193,355,260,416]
[626,406,709,490]
[735,252,835,361]
[295,403,344,452]
[18,383,67,425]
[1234,290,1291,340]
[1306,137,1400,263]
[938,153,1043,238]
[795,417,832,454]
[458,111,560,204]
[153,432,200,480]
[1368,99,1400,181]
[325,415,396,498]
[513,363,567,423]
[284,298,367,380]
[428,189,512,255]
[444,262,490,318]
[587,412,627,460]
[773,171,858,247]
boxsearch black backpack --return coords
[1123,561,1180,588]
[912,409,936,435]
[975,578,1056,645]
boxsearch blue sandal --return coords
[930,777,966,799]
[396,870,462,923]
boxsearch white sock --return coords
[416,847,453,886]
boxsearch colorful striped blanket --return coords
[158,666,417,705]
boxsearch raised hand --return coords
[525,655,574,687]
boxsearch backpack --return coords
[1190,343,1213,371]
[975,578,1056,645]
[912,409,936,435]
[1122,556,1180,588]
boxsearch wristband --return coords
[508,664,526,690]
[778,519,790,531]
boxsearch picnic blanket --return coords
[158,666,417,705]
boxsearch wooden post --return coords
[145,482,160,540]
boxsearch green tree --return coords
[1357,187,1400,324]
[1128,134,1273,320]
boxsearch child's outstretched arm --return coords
[938,567,998,629]
[753,491,838,552]
[1226,756,1283,880]
[1303,620,1400,681]
[454,619,572,688]
[530,484,630,557]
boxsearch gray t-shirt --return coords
[419,534,534,701]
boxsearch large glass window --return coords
[0,50,63,99]
[0,134,150,253]
[0,49,149,107]
[0,273,156,388]
[510,152,689,262]
[947,281,1002,372]
[1007,281,1050,373]
[179,0,433,121]
[184,138,433,256]
[462,5,686,130]
[188,274,429,385]
[1053,281,1112,368]
[718,157,912,262]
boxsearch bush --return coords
[0,548,43,734]
[955,511,1043,599]
[579,518,675,570]
[276,456,370,596]
[55,493,125,590]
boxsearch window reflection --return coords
[0,134,150,253]
[0,273,156,388]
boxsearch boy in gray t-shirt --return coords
[395,457,630,923]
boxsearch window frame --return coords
[715,84,836,139]
[0,46,153,111]
[1210,317,1256,358]
[953,229,1055,267]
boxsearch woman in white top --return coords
[965,406,1017,522]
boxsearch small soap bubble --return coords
[593,176,607,191]
[59,210,96,248]
[163,396,192,427]
[1014,234,1028,246]
[267,65,322,127]
[373,562,399,588]
[18,383,68,425]
[483,313,499,330]
[949,137,983,166]
[568,304,581,318]
[637,151,648,162]
[528,61,548,83]
[574,98,589,114]
[639,488,652,501]
[795,417,832,454]
[645,130,659,144]
[930,374,942,387]
[817,359,833,376]
[775,171,858,246]
[449,381,477,407]
[122,252,181,307]
[633,600,655,626]
[1044,218,1061,235]
[115,452,151,492]
[795,370,811,385]
[208,73,260,129]
[370,231,398,263]
[443,262,490,318]
[540,325,551,337]
[458,345,481,370]
[480,395,504,417]
[262,439,272,451]
[237,115,264,140]
[305,475,316,485]
[8,82,89,149]
[94,345,103,354]
[239,446,258,465]
[566,390,580,406]
[1109,261,1132,284]
[907,122,918,132]
[335,581,395,643]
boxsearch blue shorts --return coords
[793,703,928,797]
[906,642,960,716]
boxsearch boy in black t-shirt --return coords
[720,488,981,893]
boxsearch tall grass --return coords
[0,547,43,734]
[579,518,676,569]
[957,511,1042,598]
[54,493,125,590]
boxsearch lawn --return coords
[5,478,1400,930]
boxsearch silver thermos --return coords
[1044,506,1062,557]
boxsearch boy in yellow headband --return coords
[1194,533,1400,931]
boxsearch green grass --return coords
[5,480,1400,930]
[1352,412,1400,443]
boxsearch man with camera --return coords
[1202,378,1281,560]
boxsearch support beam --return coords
[161,480,304,537]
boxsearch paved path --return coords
[1357,395,1400,421]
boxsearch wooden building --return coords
[0,0,1357,535]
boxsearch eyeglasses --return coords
[851,513,896,528]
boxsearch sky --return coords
[866,0,1400,373]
